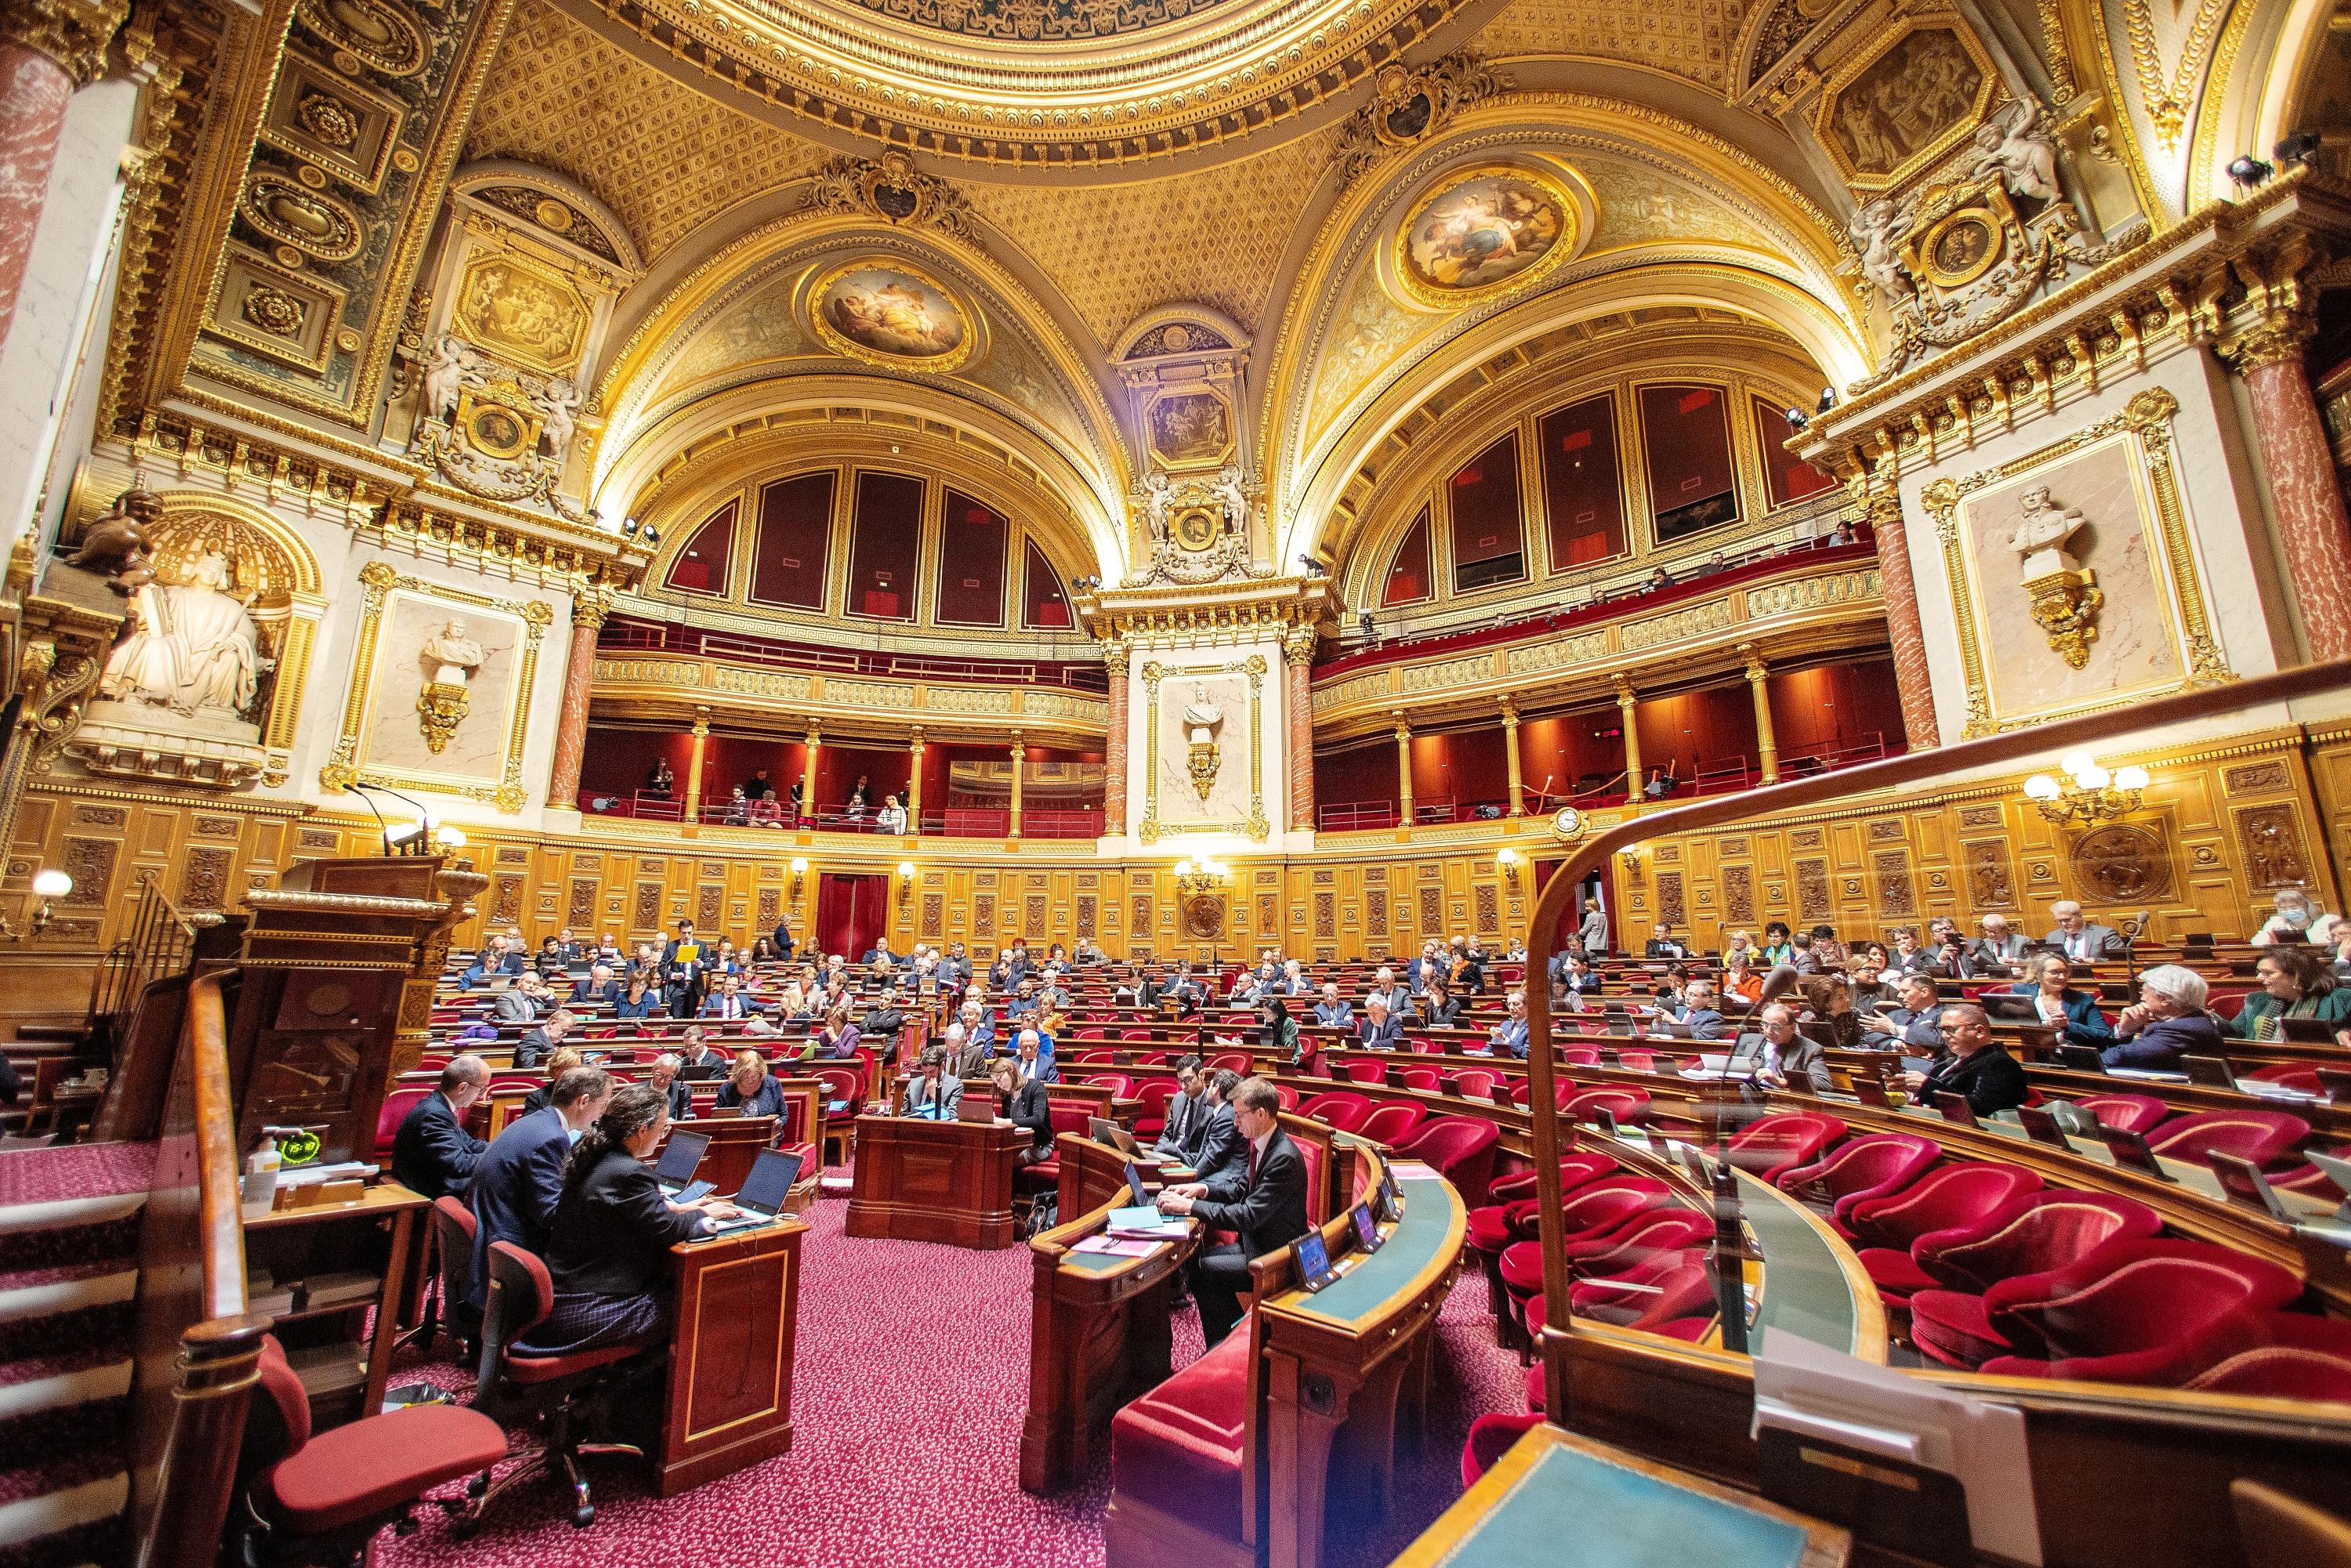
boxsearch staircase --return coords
[0,1144,155,1568]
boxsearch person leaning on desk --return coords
[1154,1077,1310,1346]
[903,1047,962,1118]
[992,1057,1054,1166]
[1900,1003,2029,1117]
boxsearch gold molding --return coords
[1919,386,2231,739]
[1,0,129,83]
[1137,654,1270,846]
[317,561,552,812]
[1807,16,2003,194]
[1388,161,1583,310]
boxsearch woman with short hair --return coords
[520,1048,584,1114]
[715,1048,786,1118]
[2106,965,2222,1070]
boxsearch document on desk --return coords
[1070,1234,1163,1258]
[1106,1204,1187,1239]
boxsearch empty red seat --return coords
[1109,1323,1253,1543]
[1453,1069,1499,1100]
[1559,1209,1715,1283]
[2181,1309,2351,1399]
[1775,1133,1940,1234]
[1397,1067,1441,1092]
[1395,1117,1499,1204]
[1561,1047,1601,1066]
[2074,1092,2171,1135]
[1344,1058,1390,1085]
[375,1086,431,1156]
[1461,1413,1544,1486]
[1087,1073,1135,1099]
[1298,1091,1373,1133]
[1850,1163,2044,1300]
[2147,1109,2311,1172]
[1904,1192,2165,1367]
[1563,1087,1652,1125]
[1976,1239,2305,1384]
[1569,1248,1713,1327]
[1208,1052,1251,1075]
[1722,1112,1847,1179]
[1497,1180,1675,1296]
[1132,1079,1179,1138]
[1466,1153,1622,1256]
[1358,1102,1427,1146]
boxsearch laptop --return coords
[1089,1117,1150,1160]
[2280,1017,2339,1044]
[956,1095,998,1124]
[654,1130,712,1202]
[1981,994,2042,1023]
[707,1148,806,1231]
[679,1062,726,1081]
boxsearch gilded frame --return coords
[1809,16,2001,193]
[1920,388,2231,739]
[1137,654,1270,845]
[805,257,978,374]
[317,561,554,812]
[1389,161,1581,310]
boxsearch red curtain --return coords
[816,874,889,962]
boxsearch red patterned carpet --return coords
[379,1194,1523,1568]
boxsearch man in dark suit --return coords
[770,917,797,961]
[514,1007,574,1070]
[570,962,621,1009]
[676,1025,727,1074]
[2042,900,2126,963]
[1153,1056,1208,1161]
[661,921,709,1019]
[1644,923,1689,959]
[1902,1004,2028,1117]
[1860,972,1947,1052]
[648,1053,693,1121]
[391,1055,491,1200]
[1186,1070,1242,1179]
[466,1066,612,1306]
[1157,1077,1311,1344]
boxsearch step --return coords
[0,1194,143,1240]
[0,1353,132,1417]
[0,1471,126,1549]
[0,1396,123,1473]
[0,1267,133,1327]
[0,1144,155,1208]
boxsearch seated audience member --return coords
[1903,1004,2028,1116]
[1186,1070,1242,1179]
[647,1053,692,1121]
[1722,929,1755,965]
[515,1007,575,1070]
[523,1084,738,1363]
[1357,996,1405,1050]
[1478,990,1531,1059]
[813,1005,862,1060]
[1839,952,1891,1016]
[1757,922,1794,969]
[1452,940,1487,994]
[1226,969,1263,1006]
[1786,931,1819,974]
[392,1055,491,1200]
[1861,972,1946,1052]
[1311,983,1354,1029]
[721,788,751,824]
[1012,1027,1059,1083]
[676,1025,727,1074]
[715,1050,787,1119]
[958,1001,995,1058]
[460,936,518,988]
[1132,966,1168,1010]
[1972,914,2030,975]
[2226,947,2351,1039]
[1755,1001,1831,1093]
[2010,954,2114,1049]
[993,1056,1053,1167]
[1886,926,1936,976]
[534,935,567,974]
[1154,1078,1310,1345]
[1720,954,1762,1008]
[859,986,906,1042]
[2106,965,2224,1070]
[1649,980,1724,1041]
[939,1023,986,1079]
[1256,998,1302,1067]
[1927,923,1981,979]
[1645,924,1688,959]
[903,1046,962,1117]
[521,1048,585,1115]
[1416,980,1462,1030]
[494,972,551,1023]
[1555,954,1601,1004]
[1074,938,1107,966]
[2253,887,2340,947]
[2043,900,2126,962]
[1808,924,1849,967]
[1405,942,1444,996]
[571,962,621,1009]
[1367,966,1411,1016]
[2335,929,2351,983]
[1154,1058,1207,1160]
[875,793,909,835]
[1505,938,1527,962]
[468,1066,614,1306]
[1277,959,1312,997]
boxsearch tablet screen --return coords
[1351,1203,1380,1252]
[1294,1229,1331,1288]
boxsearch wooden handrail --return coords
[1519,657,2351,1403]
[186,969,247,1321]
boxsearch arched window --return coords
[1382,509,1433,607]
[664,502,737,596]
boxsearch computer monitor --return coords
[1123,1160,1149,1208]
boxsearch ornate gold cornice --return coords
[2,0,129,85]
[590,655,1110,745]
[1077,573,1337,643]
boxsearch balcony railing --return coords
[600,616,1108,692]
[579,793,1106,840]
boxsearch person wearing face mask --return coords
[2252,888,2341,947]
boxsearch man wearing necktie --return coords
[2041,900,2122,964]
[1155,1077,1310,1345]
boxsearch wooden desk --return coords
[1022,1150,1199,1493]
[243,1179,429,1424]
[845,1114,1029,1248]
[659,1216,807,1497]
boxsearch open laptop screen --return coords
[735,1148,805,1215]
[654,1129,710,1184]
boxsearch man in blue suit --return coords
[390,1055,491,1201]
[466,1066,612,1308]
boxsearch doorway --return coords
[816,873,889,961]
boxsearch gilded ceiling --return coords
[463,0,828,261]
[831,0,1239,42]
[1475,0,1756,92]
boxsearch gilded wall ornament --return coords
[1392,163,1578,308]
[802,153,978,244]
[2009,485,2102,668]
[1331,54,1509,183]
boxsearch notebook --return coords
[706,1148,805,1231]
[654,1130,712,1203]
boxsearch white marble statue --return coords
[419,618,487,685]
[1183,684,1224,747]
[1971,99,2060,204]
[1210,465,1250,532]
[2009,485,2088,578]
[423,335,476,423]
[536,377,583,463]
[1848,198,1916,306]
[100,552,263,716]
[1137,472,1172,544]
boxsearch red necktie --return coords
[1247,1141,1261,1186]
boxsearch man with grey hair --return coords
[1755,1001,1831,1093]
[2106,964,2224,1070]
[1970,914,2030,976]
[1902,1004,2027,1116]
[392,1053,490,1200]
[1014,1027,1058,1083]
[1312,981,1355,1029]
[649,1052,690,1121]
[943,1020,989,1078]
[1367,965,1410,1016]
[2042,900,2125,962]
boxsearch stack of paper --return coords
[1106,1204,1186,1239]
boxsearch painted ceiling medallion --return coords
[1393,163,1578,307]
[807,259,976,371]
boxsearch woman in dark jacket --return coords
[612,973,661,1021]
[713,1050,787,1118]
[1256,998,1302,1066]
[1416,981,1462,1030]
[521,1084,735,1355]
[2009,954,2115,1049]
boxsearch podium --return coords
[844,1114,1028,1248]
[660,1217,808,1496]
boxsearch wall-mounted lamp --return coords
[897,860,917,903]
[1618,846,1644,882]
[1172,857,1232,896]
[1496,846,1522,889]
[789,856,810,894]
[2,869,73,940]
[2021,752,2148,824]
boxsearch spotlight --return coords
[639,524,659,546]
[1784,406,1809,431]
[2275,130,2322,165]
[621,516,641,537]
[1817,386,1838,414]
[2227,154,2274,190]
[1297,553,1320,571]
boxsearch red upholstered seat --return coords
[1722,1112,1847,1179]
[2146,1109,2311,1172]
[1563,1088,1652,1125]
[1466,1155,1621,1255]
[1120,1029,1157,1043]
[2074,1092,2172,1135]
[1775,1133,1940,1223]
[1358,1102,1427,1146]
[1846,1162,2042,1254]
[1909,1288,2018,1367]
[1074,1050,1114,1064]
[1345,1059,1390,1085]
[1496,1181,1675,1296]
[1976,1239,2305,1384]
[1571,1250,1714,1327]
[375,1086,430,1157]
[494,1242,642,1382]
[1454,1069,1499,1100]
[1109,1323,1255,1542]
[1614,1050,1673,1074]
[2246,1063,2322,1094]
[1208,1052,1252,1074]
[2181,1310,2351,1398]
[2271,1143,2351,1196]
[1299,1092,1373,1133]
[1461,1414,1545,1487]
[249,1335,507,1538]
[1567,1210,1715,1281]
[1087,1073,1136,1099]
[1397,1067,1442,1092]
[1395,1117,1499,1204]
[1132,1079,1179,1138]
[1915,1190,2162,1295]
[1524,1361,1546,1412]
[1857,1248,1940,1299]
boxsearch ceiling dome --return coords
[562,0,1489,168]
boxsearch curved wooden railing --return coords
[134,968,270,1568]
[1520,657,2351,1400]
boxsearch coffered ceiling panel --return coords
[463,0,828,261]
[964,122,1346,351]
[1473,0,1757,92]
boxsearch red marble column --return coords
[544,600,605,809]
[1284,628,1315,831]
[2239,346,2351,660]
[1102,643,1128,835]
[1868,493,1942,750]
[0,43,76,357]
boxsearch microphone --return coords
[347,780,437,854]
[342,782,393,854]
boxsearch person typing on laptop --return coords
[903,1046,962,1119]
[1154,1077,1310,1345]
